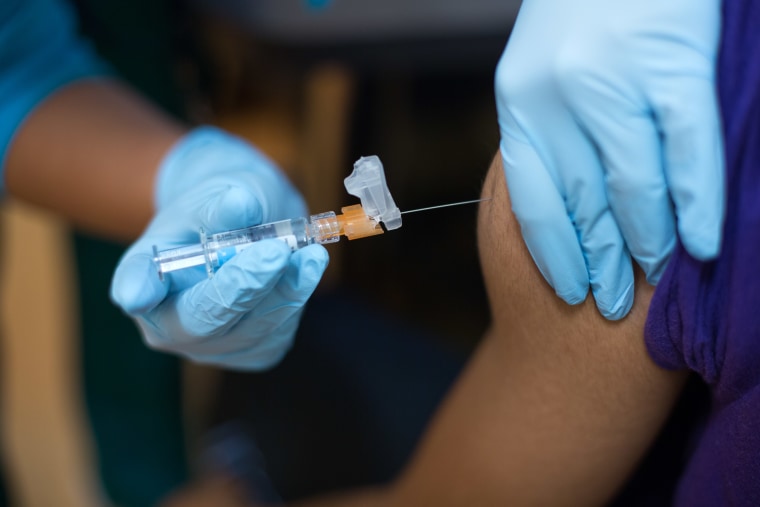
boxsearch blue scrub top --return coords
[0,0,108,184]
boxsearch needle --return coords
[401,197,491,215]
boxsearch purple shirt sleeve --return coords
[645,0,760,504]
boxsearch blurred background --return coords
[0,1,709,506]
[0,0,705,507]
[0,1,513,506]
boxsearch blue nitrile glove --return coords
[111,127,329,370]
[495,0,724,319]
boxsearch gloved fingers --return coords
[111,252,169,315]
[567,96,676,283]
[119,185,269,300]
[184,245,326,364]
[140,244,326,364]
[554,131,635,320]
[499,125,589,306]
[575,201,635,320]
[654,77,725,260]
[149,239,292,343]
[237,244,329,337]
[501,102,634,318]
[275,244,329,302]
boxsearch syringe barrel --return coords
[154,213,343,279]
[203,217,314,274]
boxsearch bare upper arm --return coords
[387,155,687,506]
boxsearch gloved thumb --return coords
[111,252,169,315]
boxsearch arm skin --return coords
[290,155,687,507]
[5,79,185,242]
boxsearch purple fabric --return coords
[644,0,760,505]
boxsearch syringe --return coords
[154,155,403,280]
[154,204,385,280]
[153,155,488,280]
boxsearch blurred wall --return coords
[0,200,106,507]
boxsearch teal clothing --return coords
[0,0,107,178]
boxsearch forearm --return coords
[5,78,185,241]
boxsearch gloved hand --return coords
[495,0,724,319]
[111,127,329,370]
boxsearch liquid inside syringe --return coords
[153,219,309,277]
[154,205,382,280]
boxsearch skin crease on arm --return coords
[288,155,688,507]
[4,78,186,242]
